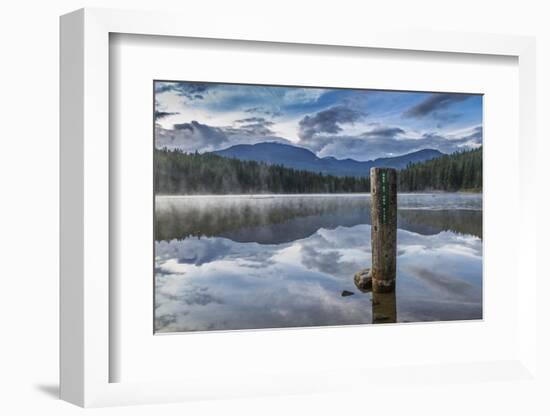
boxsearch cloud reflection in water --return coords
[155,194,482,332]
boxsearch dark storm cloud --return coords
[156,119,290,152]
[155,82,213,100]
[155,110,179,120]
[172,121,227,140]
[403,93,472,118]
[361,126,405,139]
[156,121,228,152]
[298,106,365,139]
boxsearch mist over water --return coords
[154,193,482,332]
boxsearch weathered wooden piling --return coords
[372,291,397,324]
[370,167,397,293]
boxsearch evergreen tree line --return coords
[155,146,482,194]
[397,147,482,192]
[155,148,371,194]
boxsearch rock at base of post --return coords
[354,268,372,293]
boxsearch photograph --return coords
[153,81,483,333]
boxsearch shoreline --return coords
[155,191,482,198]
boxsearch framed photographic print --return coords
[152,81,483,333]
[60,8,538,408]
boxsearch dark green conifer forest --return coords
[398,147,482,192]
[154,147,482,194]
[155,149,371,194]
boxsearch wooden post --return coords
[372,291,397,324]
[370,167,397,293]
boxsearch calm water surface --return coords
[154,193,482,332]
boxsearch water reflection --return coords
[155,194,482,332]
[156,194,482,243]
[372,291,397,324]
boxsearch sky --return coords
[154,81,482,161]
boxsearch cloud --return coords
[421,125,482,149]
[156,121,228,152]
[283,88,326,104]
[154,83,177,94]
[244,107,282,117]
[154,215,482,331]
[361,126,405,139]
[156,119,291,152]
[154,226,377,332]
[301,124,482,161]
[153,82,482,160]
[230,117,276,136]
[173,123,194,131]
[462,125,483,142]
[300,244,359,278]
[225,124,275,137]
[298,106,365,139]
[410,266,475,300]
[155,81,213,100]
[155,110,179,120]
[235,117,273,124]
[403,93,471,118]
[157,113,481,161]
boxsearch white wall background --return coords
[0,0,548,415]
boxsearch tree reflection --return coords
[372,291,397,324]
[155,195,482,244]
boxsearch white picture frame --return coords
[60,7,538,407]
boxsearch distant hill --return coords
[213,142,443,177]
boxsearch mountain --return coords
[213,142,443,177]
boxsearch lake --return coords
[154,193,482,333]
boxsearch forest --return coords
[155,146,482,194]
[398,147,482,192]
[155,149,370,194]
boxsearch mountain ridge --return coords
[213,142,444,177]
